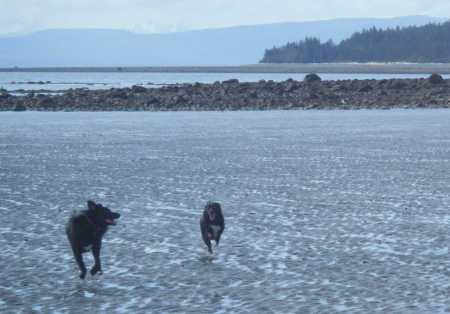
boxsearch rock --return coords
[331,85,348,92]
[304,73,321,83]
[0,89,10,99]
[284,80,299,92]
[222,79,239,84]
[248,90,258,98]
[428,73,444,84]
[36,96,55,107]
[131,85,147,93]
[109,88,128,99]
[358,85,373,92]
[3,76,450,112]
[308,92,319,99]
[388,80,407,89]
[13,104,27,111]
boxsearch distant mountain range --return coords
[0,15,446,67]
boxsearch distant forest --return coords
[260,20,450,63]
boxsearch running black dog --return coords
[66,200,120,279]
[200,202,225,253]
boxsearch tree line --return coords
[260,21,450,63]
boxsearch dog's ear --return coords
[216,206,223,217]
[87,200,96,211]
[211,202,222,215]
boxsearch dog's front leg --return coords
[200,220,213,253]
[90,242,102,276]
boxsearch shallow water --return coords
[1,110,450,313]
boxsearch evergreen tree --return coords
[260,21,450,63]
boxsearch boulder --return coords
[0,90,11,100]
[428,73,444,84]
[131,85,147,93]
[304,73,321,83]
[222,79,239,84]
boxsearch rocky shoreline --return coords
[1,74,450,111]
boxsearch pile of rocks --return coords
[0,74,449,111]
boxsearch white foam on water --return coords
[225,257,253,274]
[84,291,95,298]
[199,254,216,263]
[32,305,44,312]
[4,199,28,206]
[149,201,199,216]
[102,282,136,292]
[215,295,242,314]
[227,280,243,288]
[421,247,448,256]
[107,265,132,277]
[136,297,154,309]
[333,304,350,312]
[144,246,170,254]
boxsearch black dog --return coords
[200,202,225,254]
[66,200,120,279]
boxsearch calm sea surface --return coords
[1,110,450,313]
[1,72,449,93]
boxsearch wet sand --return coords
[1,110,450,313]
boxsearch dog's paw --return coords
[79,271,86,279]
[90,266,103,276]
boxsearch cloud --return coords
[0,0,448,35]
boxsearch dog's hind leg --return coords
[72,249,87,279]
[90,242,102,276]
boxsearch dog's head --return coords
[204,201,222,221]
[87,200,120,226]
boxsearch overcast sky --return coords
[1,0,450,35]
